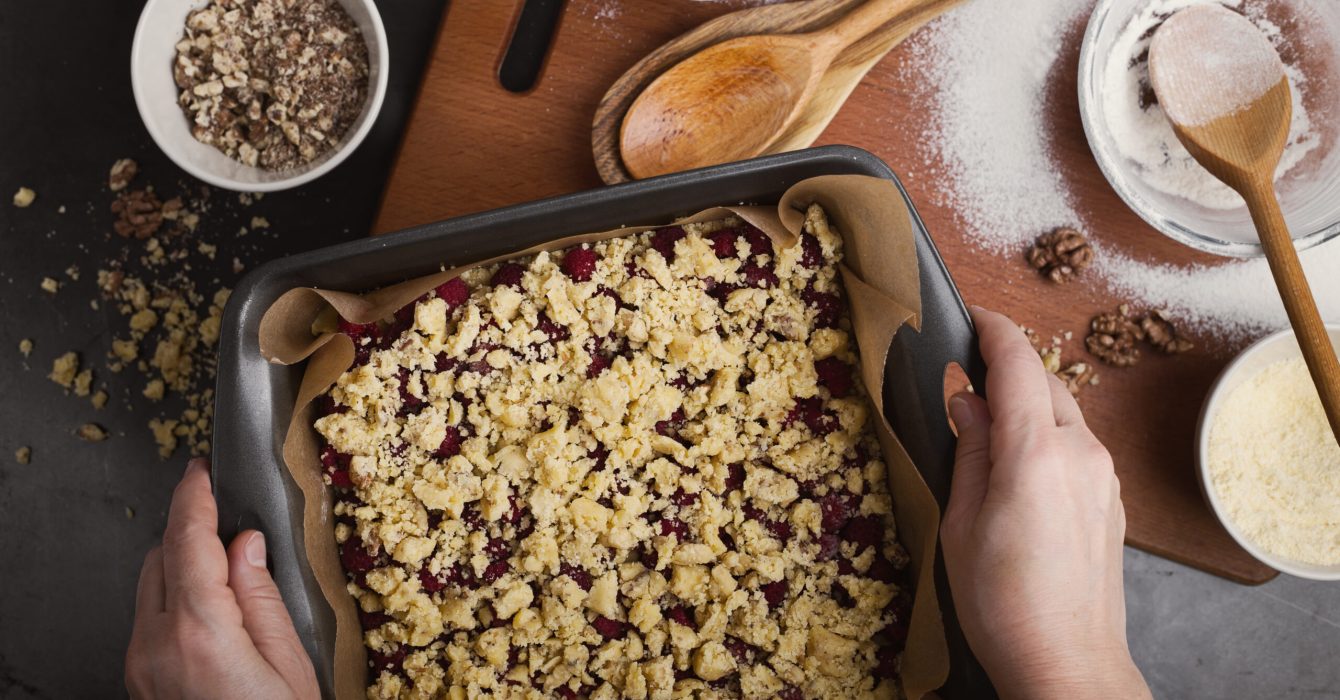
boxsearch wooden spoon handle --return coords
[1245,180,1340,443]
[815,0,937,52]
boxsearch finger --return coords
[163,458,231,612]
[227,531,320,695]
[943,392,994,531]
[1046,374,1085,427]
[135,546,166,619]
[970,307,1056,434]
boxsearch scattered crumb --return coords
[15,446,31,464]
[49,352,80,389]
[76,423,109,442]
[19,338,33,357]
[73,369,93,397]
[250,216,270,230]
[125,506,136,520]
[40,277,60,294]
[57,205,66,214]
[13,187,36,207]
[149,418,179,458]
[143,378,165,401]
[64,265,81,281]
[91,390,109,410]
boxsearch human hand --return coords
[126,458,319,700]
[940,308,1150,700]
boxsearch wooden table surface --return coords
[373,0,1277,584]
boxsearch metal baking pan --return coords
[213,145,993,698]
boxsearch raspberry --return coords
[396,369,425,415]
[761,580,788,608]
[724,463,746,491]
[536,314,570,343]
[654,408,685,437]
[586,352,611,378]
[742,225,773,257]
[786,397,837,435]
[814,357,854,398]
[320,445,352,488]
[435,426,462,458]
[562,247,598,282]
[739,263,778,289]
[560,563,593,591]
[665,605,696,629]
[723,637,753,664]
[480,560,509,584]
[506,495,526,525]
[833,582,857,609]
[485,538,510,561]
[868,554,899,583]
[589,447,610,471]
[797,233,823,269]
[659,517,690,540]
[433,353,458,373]
[767,518,793,541]
[369,645,407,676]
[708,229,740,258]
[419,567,445,593]
[340,537,378,574]
[803,288,842,328]
[491,262,525,288]
[315,394,347,417]
[875,644,901,679]
[842,514,884,549]
[777,687,803,700]
[820,491,857,531]
[670,489,698,508]
[815,533,841,561]
[650,226,687,261]
[462,505,484,531]
[434,277,469,308]
[338,319,379,365]
[358,609,392,630]
[592,616,626,640]
[837,558,857,575]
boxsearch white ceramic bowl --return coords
[1078,0,1340,258]
[1196,325,1340,580]
[131,0,389,192]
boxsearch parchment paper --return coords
[258,174,949,699]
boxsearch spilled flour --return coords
[906,0,1340,339]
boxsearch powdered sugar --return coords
[908,0,1340,339]
[1104,0,1319,209]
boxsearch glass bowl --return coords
[1078,0,1340,258]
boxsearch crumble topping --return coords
[314,206,912,699]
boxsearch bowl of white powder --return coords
[1197,326,1340,580]
[1079,0,1340,258]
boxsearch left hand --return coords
[125,458,319,699]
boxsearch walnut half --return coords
[1026,227,1094,283]
[1085,305,1143,367]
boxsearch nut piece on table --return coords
[1057,361,1097,396]
[111,189,164,239]
[15,446,31,464]
[76,423,109,442]
[12,187,36,207]
[109,158,139,192]
[1141,310,1194,354]
[1027,226,1094,283]
[1086,304,1143,367]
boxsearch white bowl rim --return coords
[130,0,389,193]
[1076,0,1340,260]
[1196,324,1340,581]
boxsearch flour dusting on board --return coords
[905,0,1340,339]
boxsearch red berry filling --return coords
[491,262,525,288]
[561,247,598,282]
[814,356,854,398]
[650,226,687,261]
[592,616,626,640]
[434,277,469,308]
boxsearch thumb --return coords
[226,531,319,696]
[943,392,993,533]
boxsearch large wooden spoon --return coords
[1150,4,1340,442]
[618,0,940,181]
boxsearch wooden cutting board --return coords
[374,0,1277,584]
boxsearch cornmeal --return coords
[314,206,912,699]
[1208,357,1340,566]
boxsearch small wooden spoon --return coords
[619,0,935,180]
[1150,4,1340,442]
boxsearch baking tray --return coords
[213,145,993,698]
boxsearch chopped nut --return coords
[15,446,31,464]
[1141,310,1195,354]
[1058,361,1097,396]
[109,158,139,192]
[77,423,110,442]
[1086,305,1143,367]
[111,189,165,239]
[1026,226,1094,283]
[12,187,35,207]
[40,277,60,294]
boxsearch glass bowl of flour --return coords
[1079,0,1340,258]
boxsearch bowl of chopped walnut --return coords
[131,0,388,192]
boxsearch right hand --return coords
[940,308,1151,700]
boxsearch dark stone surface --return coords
[0,1,444,696]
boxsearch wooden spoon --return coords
[1150,4,1340,442]
[618,0,944,181]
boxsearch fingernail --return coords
[245,531,267,568]
[948,395,974,429]
[185,457,208,474]
[968,304,986,314]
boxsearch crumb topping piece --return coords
[314,206,912,699]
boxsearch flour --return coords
[907,0,1340,339]
[1208,357,1340,566]
[1104,0,1320,210]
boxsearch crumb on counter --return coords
[13,187,36,207]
